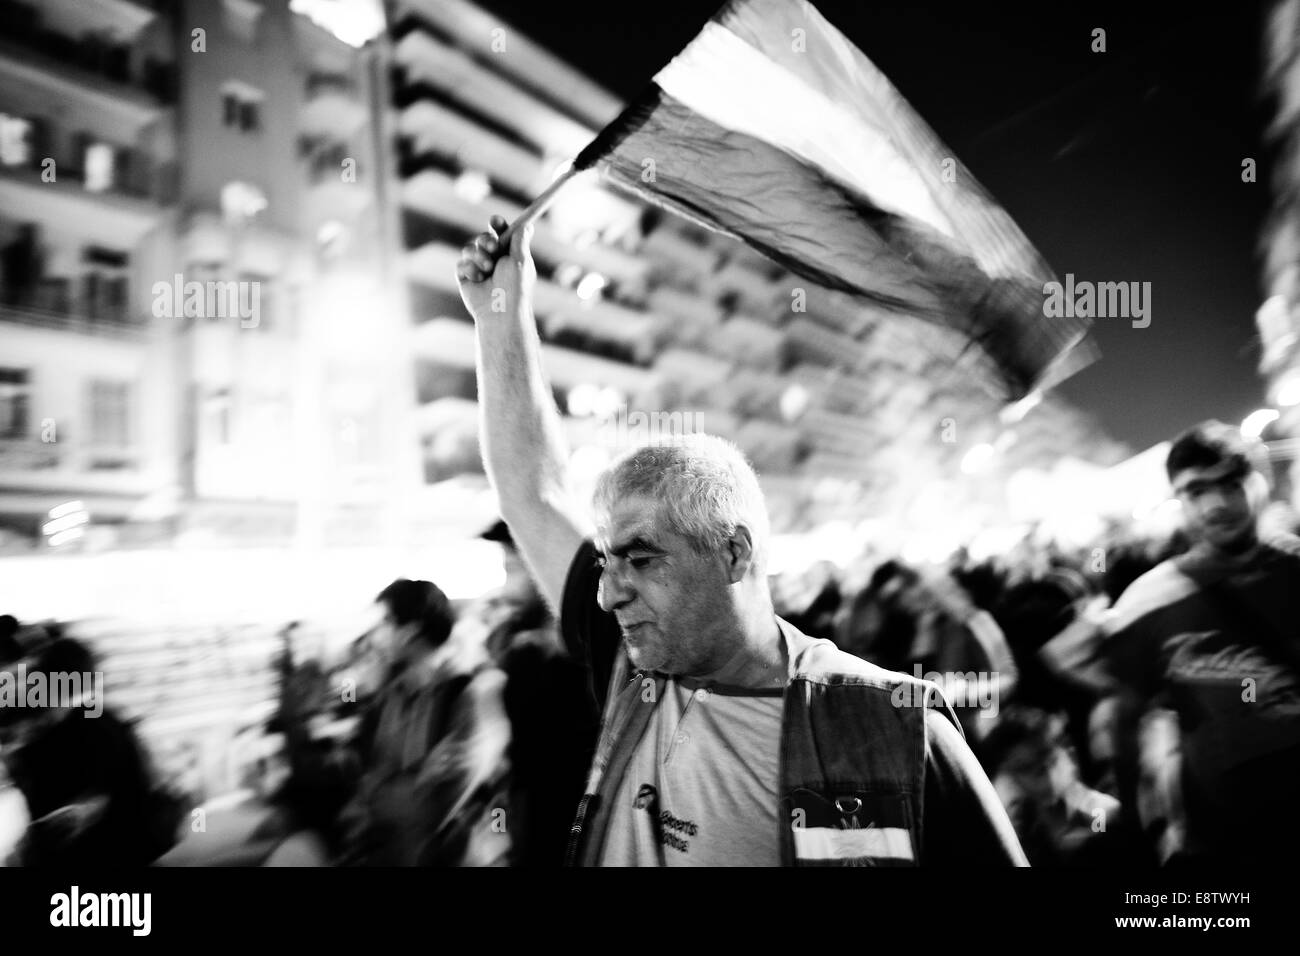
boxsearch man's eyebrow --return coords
[1177,475,1235,493]
[607,534,664,557]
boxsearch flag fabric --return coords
[573,0,1094,400]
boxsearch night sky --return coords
[475,0,1273,452]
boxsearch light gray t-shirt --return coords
[597,679,783,866]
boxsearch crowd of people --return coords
[2,417,1299,867]
[0,519,600,868]
[2,221,1298,867]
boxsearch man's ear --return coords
[724,525,756,584]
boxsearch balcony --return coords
[0,156,173,246]
[303,143,372,218]
[0,15,174,133]
[301,71,366,138]
[0,437,61,471]
[0,290,147,341]
[22,0,161,43]
[0,437,153,510]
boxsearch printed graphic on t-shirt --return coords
[597,685,782,865]
[635,784,699,854]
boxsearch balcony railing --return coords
[0,437,62,471]
[306,71,355,100]
[0,0,176,104]
[0,294,147,339]
[0,151,177,206]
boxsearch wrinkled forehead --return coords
[594,494,668,550]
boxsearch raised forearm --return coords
[474,302,571,507]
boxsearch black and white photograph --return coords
[0,0,1287,933]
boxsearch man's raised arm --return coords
[455,215,587,611]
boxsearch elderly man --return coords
[455,216,1025,866]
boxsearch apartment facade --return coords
[0,0,179,551]
[0,0,419,554]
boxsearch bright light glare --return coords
[1241,408,1280,440]
[576,273,607,301]
[960,443,996,475]
[567,383,600,417]
[290,0,385,47]
[780,384,809,422]
[1278,371,1300,407]
[49,500,86,520]
[48,527,85,547]
[453,170,491,204]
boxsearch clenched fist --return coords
[455,214,536,323]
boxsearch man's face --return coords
[595,494,738,676]
[1172,459,1260,551]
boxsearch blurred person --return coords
[7,638,177,866]
[342,579,511,866]
[1086,696,1122,797]
[951,558,1007,614]
[265,623,360,862]
[459,519,556,660]
[781,562,842,644]
[0,615,19,663]
[983,706,1142,866]
[993,569,1099,766]
[0,621,28,864]
[455,217,1026,866]
[468,519,599,866]
[842,559,922,670]
[908,568,1019,744]
[1068,422,1300,865]
[0,616,24,743]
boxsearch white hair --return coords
[592,433,770,569]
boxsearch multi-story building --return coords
[0,0,179,550]
[171,0,419,550]
[0,0,1123,558]
[0,0,419,554]
[386,0,1124,545]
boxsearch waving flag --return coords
[572,0,1094,399]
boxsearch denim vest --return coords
[566,617,961,866]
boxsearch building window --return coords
[84,143,115,192]
[223,92,240,127]
[205,389,233,445]
[87,380,131,450]
[221,83,264,133]
[83,247,130,323]
[221,181,267,226]
[223,0,265,43]
[0,114,32,167]
[0,369,31,439]
[84,272,130,323]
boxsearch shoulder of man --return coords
[1262,531,1300,560]
[784,624,963,731]
[1107,558,1198,636]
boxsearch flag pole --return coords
[497,166,580,249]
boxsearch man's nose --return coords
[597,564,634,613]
